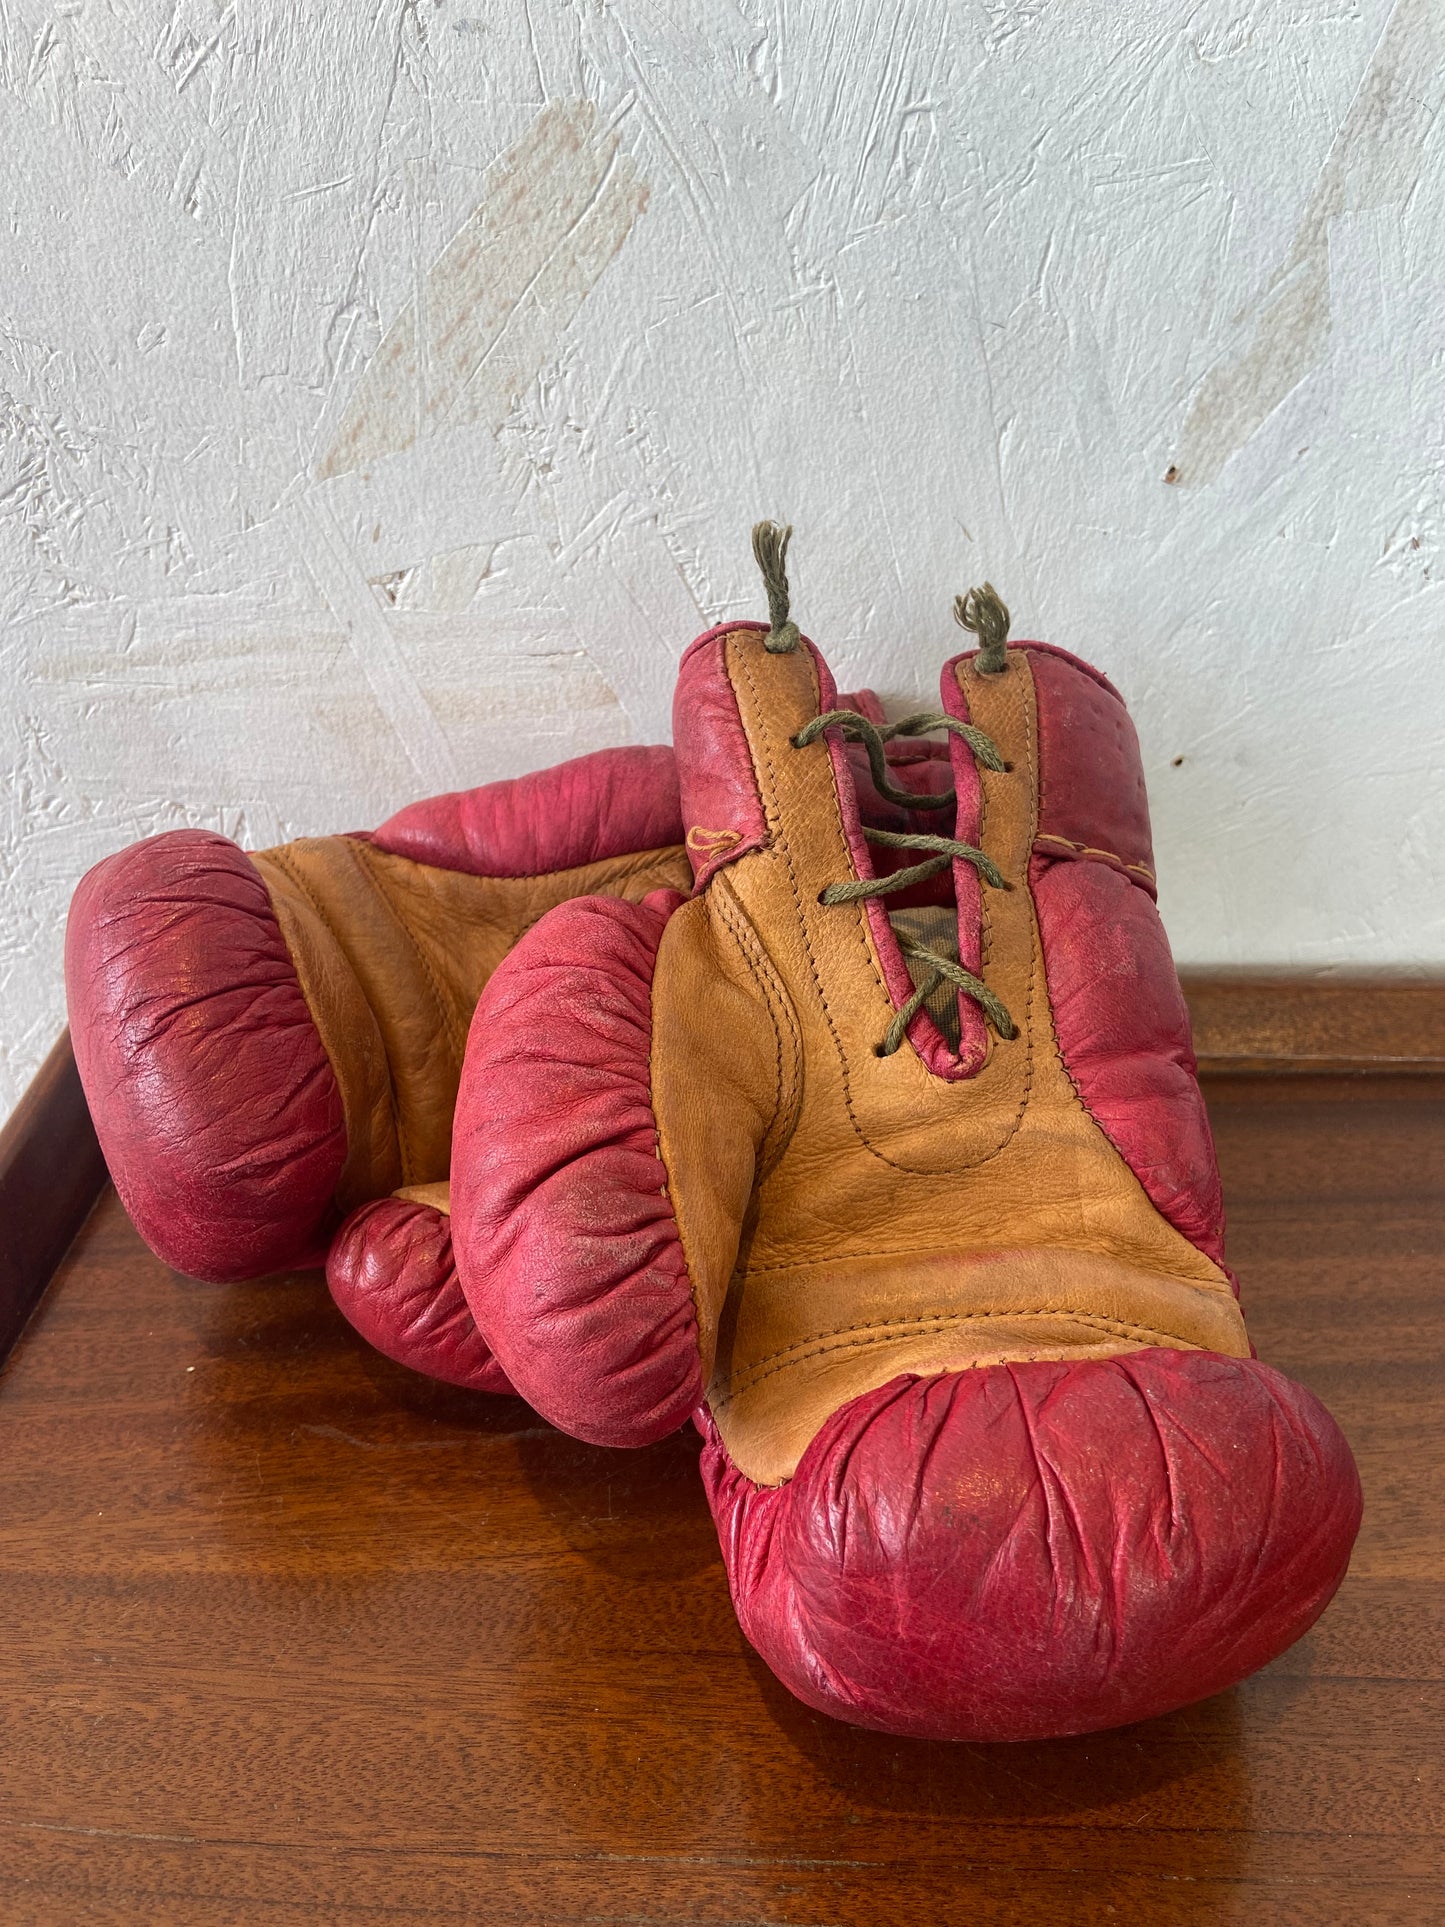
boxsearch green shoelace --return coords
[752,518,1017,1058]
[790,707,1017,1054]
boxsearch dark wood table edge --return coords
[4,973,1442,1367]
[1180,969,1445,1075]
[0,1029,108,1367]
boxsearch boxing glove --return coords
[66,747,692,1389]
[449,536,1362,1740]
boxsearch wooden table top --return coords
[0,1073,1440,1924]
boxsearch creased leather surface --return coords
[1023,643,1156,886]
[673,624,773,887]
[650,885,801,1380]
[1033,853,1227,1268]
[66,830,345,1282]
[254,838,692,1209]
[705,1245,1251,1482]
[699,1351,1362,1740]
[67,773,690,1284]
[371,746,682,878]
[326,1189,515,1393]
[451,890,704,1446]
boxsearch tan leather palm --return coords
[254,837,691,1210]
[651,630,1248,1485]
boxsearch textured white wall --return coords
[5,0,1444,1112]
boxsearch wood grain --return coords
[1182,974,1445,1074]
[0,1029,107,1362]
[0,1074,1440,1922]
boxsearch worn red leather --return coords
[452,889,702,1443]
[699,1350,1361,1741]
[66,830,345,1282]
[66,747,688,1305]
[672,625,773,887]
[327,1194,513,1393]
[1032,852,1227,1267]
[372,745,682,878]
[1027,643,1156,888]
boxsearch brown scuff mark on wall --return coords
[1169,0,1444,487]
[318,101,648,480]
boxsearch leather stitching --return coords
[1034,832,1156,885]
[712,875,804,1181]
[645,906,709,1370]
[508,844,690,946]
[715,883,783,1144]
[725,636,1041,1179]
[688,826,742,854]
[711,1305,1199,1407]
[731,1241,1235,1286]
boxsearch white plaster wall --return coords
[4,0,1443,1112]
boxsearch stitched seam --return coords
[713,875,802,1180]
[731,1241,1235,1286]
[507,845,690,947]
[716,884,784,1160]
[391,841,687,889]
[971,671,997,1064]
[932,657,1041,1175]
[688,826,742,853]
[712,1307,1198,1407]
[736,635,882,1094]
[736,643,908,1156]
[719,628,773,836]
[646,910,707,1365]
[1035,833,1156,883]
[262,845,407,1180]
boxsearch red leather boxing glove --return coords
[65,748,692,1391]
[446,554,1361,1740]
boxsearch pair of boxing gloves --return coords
[67,555,1361,1742]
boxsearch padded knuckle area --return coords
[701,1350,1361,1743]
[65,829,344,1282]
[452,893,703,1446]
[327,1197,513,1395]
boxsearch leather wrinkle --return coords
[648,892,786,1382]
[256,841,409,1191]
[733,639,921,1169]
[711,1306,1208,1406]
[348,837,451,1184]
[276,838,445,1190]
[354,839,465,1071]
[260,838,691,1210]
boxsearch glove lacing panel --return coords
[751,518,1018,1056]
